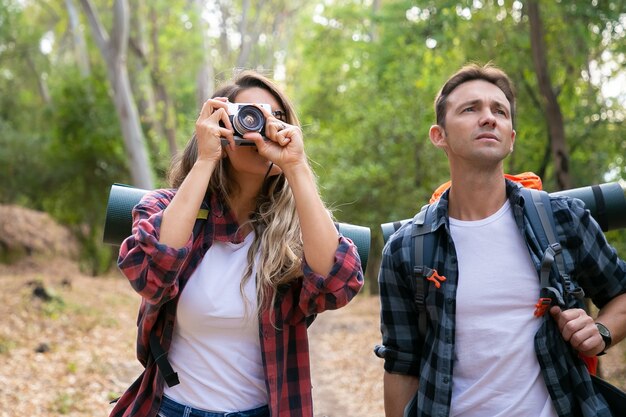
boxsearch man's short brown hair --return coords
[434,63,516,128]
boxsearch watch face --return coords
[596,322,612,349]
[597,323,610,337]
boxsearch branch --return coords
[78,0,109,54]
[518,71,543,110]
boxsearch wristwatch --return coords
[596,322,612,356]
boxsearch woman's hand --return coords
[160,98,232,248]
[243,106,308,172]
[195,97,235,161]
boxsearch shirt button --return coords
[446,298,453,305]
[443,377,449,384]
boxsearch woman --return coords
[110,70,363,417]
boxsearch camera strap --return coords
[263,163,274,181]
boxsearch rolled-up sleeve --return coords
[298,235,364,316]
[118,190,192,306]
[377,226,422,376]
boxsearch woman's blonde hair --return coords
[168,70,304,315]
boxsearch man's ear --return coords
[429,124,446,149]
[510,129,516,153]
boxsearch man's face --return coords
[430,79,516,169]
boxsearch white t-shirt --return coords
[163,232,267,411]
[448,202,557,417]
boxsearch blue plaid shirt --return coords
[378,180,626,417]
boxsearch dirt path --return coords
[309,296,384,417]
[0,261,142,417]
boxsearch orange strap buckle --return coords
[534,297,552,317]
[426,270,447,289]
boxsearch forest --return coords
[1,0,624,286]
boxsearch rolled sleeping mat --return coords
[551,181,626,233]
[103,184,150,246]
[103,183,371,273]
[336,222,371,273]
[381,181,626,244]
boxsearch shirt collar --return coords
[205,191,247,244]
[434,179,527,231]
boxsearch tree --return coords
[194,0,216,107]
[527,0,571,190]
[79,0,154,189]
[65,0,91,77]
[128,0,179,159]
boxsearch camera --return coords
[223,102,271,146]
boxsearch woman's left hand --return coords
[242,106,307,172]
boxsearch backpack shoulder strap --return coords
[520,188,559,251]
[401,202,442,417]
[411,201,442,343]
[520,188,584,315]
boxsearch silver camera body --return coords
[226,102,270,135]
[221,102,271,146]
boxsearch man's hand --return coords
[550,306,605,357]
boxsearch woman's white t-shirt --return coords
[163,232,267,411]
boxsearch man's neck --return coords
[447,170,508,221]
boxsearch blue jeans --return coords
[158,396,270,417]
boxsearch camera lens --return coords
[233,105,265,135]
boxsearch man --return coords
[377,63,626,417]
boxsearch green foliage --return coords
[289,0,625,287]
[41,68,128,274]
[292,1,447,228]
[0,0,624,275]
[606,230,626,256]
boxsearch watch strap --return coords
[596,322,612,356]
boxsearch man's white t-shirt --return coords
[448,202,557,417]
[163,232,267,411]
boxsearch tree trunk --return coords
[194,0,215,108]
[235,0,253,68]
[24,54,51,105]
[527,0,571,190]
[108,61,154,189]
[370,0,380,42]
[65,0,91,77]
[79,0,154,189]
[129,0,164,154]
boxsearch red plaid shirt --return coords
[109,189,363,417]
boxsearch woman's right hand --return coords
[161,98,232,248]
[195,97,235,161]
